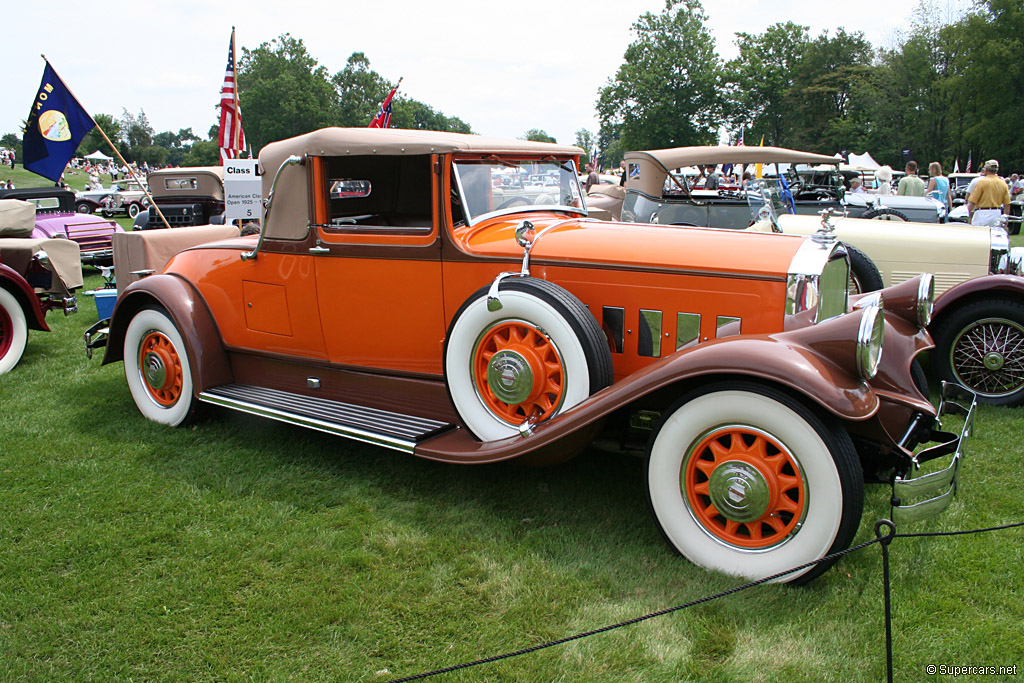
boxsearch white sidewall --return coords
[123,309,194,426]
[0,288,29,375]
[446,290,591,441]
[648,390,843,582]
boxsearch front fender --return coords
[416,318,880,464]
[0,263,47,331]
[101,273,232,393]
[933,273,1024,318]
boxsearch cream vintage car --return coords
[614,145,1024,406]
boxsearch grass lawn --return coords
[1,268,1023,682]
[2,162,124,193]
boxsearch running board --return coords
[199,384,455,453]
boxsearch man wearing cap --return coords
[967,159,1011,227]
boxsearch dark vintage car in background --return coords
[132,166,225,230]
[86,128,973,584]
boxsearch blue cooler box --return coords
[94,288,118,319]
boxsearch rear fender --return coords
[101,273,232,393]
[0,263,47,331]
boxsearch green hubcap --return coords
[707,461,771,523]
[486,350,533,404]
[984,352,1005,371]
[143,351,167,389]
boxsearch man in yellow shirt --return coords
[967,159,1011,226]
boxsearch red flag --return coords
[369,79,401,128]
[219,28,246,164]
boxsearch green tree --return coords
[76,113,121,158]
[785,29,875,154]
[153,128,200,166]
[183,140,220,167]
[598,0,724,151]
[333,52,390,126]
[522,129,556,143]
[575,128,596,165]
[725,22,809,147]
[390,99,472,132]
[1,133,21,159]
[237,33,339,154]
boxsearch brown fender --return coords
[933,274,1024,318]
[416,309,884,464]
[0,263,48,331]
[100,273,233,393]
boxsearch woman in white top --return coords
[871,166,893,195]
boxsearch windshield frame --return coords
[451,155,587,226]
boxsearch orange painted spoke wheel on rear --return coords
[683,426,807,550]
[138,331,184,406]
[472,320,565,425]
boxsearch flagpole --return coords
[40,55,172,230]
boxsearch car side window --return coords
[323,155,432,231]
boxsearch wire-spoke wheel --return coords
[932,298,1024,406]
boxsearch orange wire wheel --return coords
[137,331,185,406]
[682,425,807,550]
[472,319,565,425]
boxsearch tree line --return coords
[596,0,1024,172]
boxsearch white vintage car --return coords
[614,145,1024,406]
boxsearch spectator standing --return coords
[584,163,599,193]
[897,161,926,196]
[1009,173,1023,199]
[704,165,719,190]
[618,160,627,187]
[967,159,1011,226]
[924,162,952,209]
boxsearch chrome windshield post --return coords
[241,155,304,261]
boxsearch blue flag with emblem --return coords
[22,62,96,182]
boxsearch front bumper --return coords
[83,318,109,359]
[890,382,977,523]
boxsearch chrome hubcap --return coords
[707,461,771,523]
[486,350,533,404]
[143,351,167,389]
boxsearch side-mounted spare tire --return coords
[444,277,614,441]
[861,207,910,221]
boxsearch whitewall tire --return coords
[123,307,197,426]
[0,288,29,375]
[647,383,862,584]
[444,278,612,441]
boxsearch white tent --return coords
[84,150,113,161]
[847,152,881,170]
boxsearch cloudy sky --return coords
[2,0,954,152]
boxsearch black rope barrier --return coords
[383,519,1024,683]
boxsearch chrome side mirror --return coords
[515,220,535,247]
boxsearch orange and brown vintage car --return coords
[85,128,974,584]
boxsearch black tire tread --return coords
[861,207,910,221]
[844,243,884,293]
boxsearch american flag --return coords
[965,151,972,173]
[219,28,246,164]
[369,79,401,128]
[737,125,745,146]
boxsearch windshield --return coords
[452,157,585,224]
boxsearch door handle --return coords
[309,245,330,254]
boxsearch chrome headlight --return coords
[33,249,51,269]
[786,241,849,323]
[916,272,935,327]
[856,305,885,381]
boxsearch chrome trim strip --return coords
[199,390,420,454]
[715,315,741,338]
[603,306,625,353]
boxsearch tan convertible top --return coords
[624,146,840,195]
[258,128,583,240]
[625,146,840,169]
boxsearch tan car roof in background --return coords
[625,146,840,169]
[147,166,224,198]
